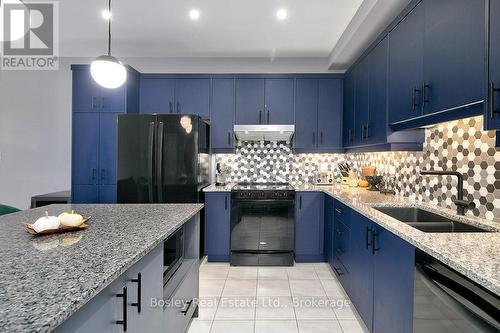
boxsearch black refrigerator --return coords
[117,114,210,204]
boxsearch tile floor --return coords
[187,259,369,333]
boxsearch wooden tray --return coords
[22,217,91,235]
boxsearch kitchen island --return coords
[0,203,203,332]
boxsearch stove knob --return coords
[329,179,333,183]
[317,179,321,183]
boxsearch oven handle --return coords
[416,263,500,330]
[231,250,292,254]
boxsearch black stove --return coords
[230,182,295,266]
[232,182,295,200]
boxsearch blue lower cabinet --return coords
[324,195,334,267]
[72,185,99,204]
[295,192,324,262]
[372,226,414,333]
[205,193,231,261]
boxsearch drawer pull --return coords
[131,273,142,313]
[181,300,193,316]
[334,208,343,214]
[333,267,344,276]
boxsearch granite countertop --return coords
[295,184,500,296]
[0,204,203,333]
[203,183,235,192]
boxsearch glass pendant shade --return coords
[90,55,127,89]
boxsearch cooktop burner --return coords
[232,182,295,191]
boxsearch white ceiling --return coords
[59,0,364,58]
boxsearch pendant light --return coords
[90,0,127,89]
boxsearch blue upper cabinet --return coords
[175,78,211,119]
[72,69,101,112]
[294,77,343,153]
[368,37,389,145]
[295,192,324,262]
[318,79,343,151]
[139,78,175,114]
[354,60,369,145]
[235,78,265,124]
[388,3,424,125]
[485,0,500,130]
[205,193,231,262]
[264,79,294,124]
[235,78,294,125]
[422,0,484,116]
[211,78,235,151]
[343,72,355,147]
[294,79,318,151]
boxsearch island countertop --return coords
[0,203,203,333]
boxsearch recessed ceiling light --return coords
[276,8,287,21]
[101,9,112,20]
[189,9,201,21]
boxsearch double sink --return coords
[373,206,494,233]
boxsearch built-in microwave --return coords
[163,226,184,286]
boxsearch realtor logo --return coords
[1,0,58,70]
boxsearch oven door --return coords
[230,197,294,265]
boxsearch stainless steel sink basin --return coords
[373,207,491,233]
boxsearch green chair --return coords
[0,204,21,216]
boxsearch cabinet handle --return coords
[333,267,344,276]
[334,208,342,214]
[312,132,316,145]
[320,132,323,145]
[177,102,180,114]
[365,124,370,138]
[299,196,302,209]
[169,101,173,113]
[422,82,430,105]
[131,273,142,313]
[490,82,500,119]
[365,226,372,250]
[335,228,344,236]
[100,169,106,183]
[91,97,98,110]
[361,124,365,140]
[267,110,270,124]
[335,248,344,256]
[259,110,262,124]
[116,286,127,331]
[227,132,231,145]
[225,196,228,210]
[181,300,193,316]
[371,230,379,255]
[92,168,98,184]
[348,129,352,143]
[412,87,420,110]
[101,97,105,110]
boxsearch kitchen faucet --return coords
[420,170,475,216]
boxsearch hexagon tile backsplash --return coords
[216,116,499,222]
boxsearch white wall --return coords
[0,56,333,209]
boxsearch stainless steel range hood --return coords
[233,124,295,142]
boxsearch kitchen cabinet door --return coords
[72,113,99,185]
[100,85,127,113]
[235,78,265,124]
[264,78,294,124]
[139,78,175,114]
[295,192,324,262]
[72,185,99,204]
[294,79,318,150]
[368,37,389,145]
[422,0,484,116]
[98,185,116,203]
[205,193,231,261]
[175,78,211,119]
[99,113,118,185]
[348,214,374,331]
[72,69,101,113]
[343,72,356,147]
[354,60,369,145]
[388,3,424,124]
[486,0,500,130]
[372,226,414,333]
[324,195,334,268]
[211,79,235,150]
[318,79,343,150]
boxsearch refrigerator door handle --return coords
[147,122,155,203]
[156,122,164,202]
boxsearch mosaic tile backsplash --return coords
[216,116,500,221]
